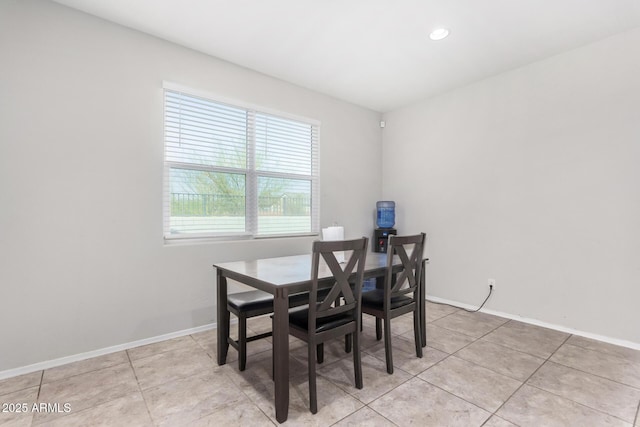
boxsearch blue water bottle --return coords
[376,201,395,228]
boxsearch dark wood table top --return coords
[214,252,396,294]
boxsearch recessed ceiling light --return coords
[429,28,450,41]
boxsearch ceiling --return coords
[52,0,640,112]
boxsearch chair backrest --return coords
[308,237,369,332]
[384,233,426,307]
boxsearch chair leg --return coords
[221,306,231,361]
[384,317,393,374]
[308,342,318,414]
[238,314,247,371]
[353,332,363,389]
[338,297,352,353]
[375,318,382,341]
[316,343,324,364]
[413,307,423,358]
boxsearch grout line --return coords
[544,344,640,391]
[524,382,636,424]
[126,350,155,425]
[420,316,513,375]
[634,400,639,426]
[364,405,401,426]
[489,333,572,422]
[36,370,44,400]
[470,336,548,360]
[412,324,522,420]
[414,375,492,417]
[217,361,277,425]
[36,359,131,388]
[31,371,45,427]
[93,320,637,426]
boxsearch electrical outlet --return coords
[488,278,496,289]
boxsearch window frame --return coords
[162,82,320,241]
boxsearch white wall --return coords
[383,28,640,345]
[0,0,382,372]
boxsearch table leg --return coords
[273,287,290,423]
[420,259,426,347]
[216,269,230,365]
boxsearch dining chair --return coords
[227,287,333,371]
[287,237,368,414]
[226,290,275,371]
[361,233,425,374]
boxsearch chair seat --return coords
[361,289,414,310]
[227,289,331,312]
[289,306,354,333]
[227,290,273,311]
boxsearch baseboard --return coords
[3,297,639,381]
[426,295,640,351]
[0,322,219,381]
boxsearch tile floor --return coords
[2,302,640,426]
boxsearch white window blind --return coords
[163,85,320,239]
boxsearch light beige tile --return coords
[227,337,273,368]
[528,361,640,423]
[193,327,276,367]
[191,329,238,364]
[42,351,129,384]
[223,345,362,425]
[425,301,460,323]
[222,347,288,389]
[245,315,273,335]
[188,400,275,427]
[0,386,38,427]
[551,344,640,389]
[369,377,490,426]
[332,407,395,427]
[358,325,389,351]
[128,335,200,361]
[33,392,152,427]
[361,312,419,338]
[0,371,41,396]
[483,321,569,359]
[424,324,475,354]
[246,371,364,426]
[383,312,418,336]
[191,329,218,356]
[497,384,630,427]
[143,371,248,427]
[131,345,217,390]
[318,352,412,404]
[368,329,423,360]
[370,333,448,375]
[419,356,522,412]
[455,338,545,381]
[567,336,640,364]
[361,312,378,329]
[431,310,507,339]
[34,363,138,424]
[483,415,518,427]
[290,339,352,367]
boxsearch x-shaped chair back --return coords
[384,233,426,306]
[309,237,368,330]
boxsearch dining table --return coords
[214,251,427,423]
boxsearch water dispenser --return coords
[374,201,396,253]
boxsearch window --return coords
[163,84,320,240]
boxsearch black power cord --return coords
[426,284,493,313]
